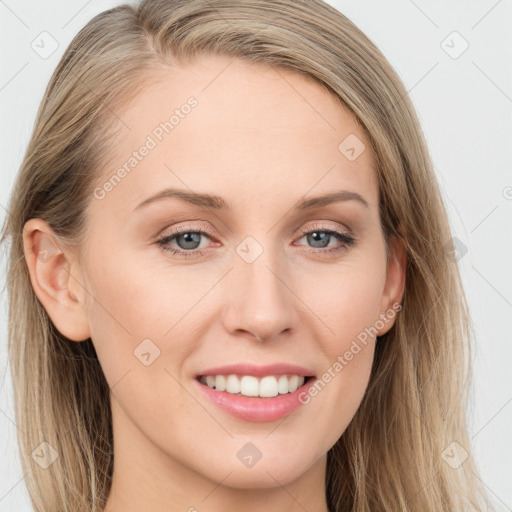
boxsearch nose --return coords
[221,246,299,343]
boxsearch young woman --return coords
[1,0,495,511]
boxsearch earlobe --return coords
[22,218,91,342]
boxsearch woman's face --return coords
[26,54,405,500]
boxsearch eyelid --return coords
[158,222,217,239]
[157,220,352,243]
[298,221,353,237]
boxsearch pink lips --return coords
[195,362,315,378]
[194,363,317,422]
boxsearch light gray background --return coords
[1,1,511,510]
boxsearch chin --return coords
[211,464,306,489]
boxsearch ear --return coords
[376,231,407,336]
[22,218,91,342]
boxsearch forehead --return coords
[91,54,378,217]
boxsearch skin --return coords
[23,54,406,512]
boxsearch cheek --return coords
[298,253,386,346]
[81,252,198,433]
[83,247,200,339]
[81,248,214,392]
[295,258,385,431]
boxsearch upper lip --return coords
[196,363,316,378]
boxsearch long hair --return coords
[1,1,495,510]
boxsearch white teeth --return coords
[259,376,279,397]
[240,376,259,396]
[226,374,241,394]
[288,375,299,393]
[277,375,289,394]
[200,374,307,397]
[215,375,226,392]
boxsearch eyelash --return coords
[155,223,356,259]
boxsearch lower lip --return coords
[194,377,317,422]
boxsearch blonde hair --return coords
[1,1,495,510]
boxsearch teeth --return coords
[240,376,259,396]
[288,375,299,393]
[260,376,279,397]
[200,374,306,397]
[226,374,241,394]
[215,374,226,392]
[277,375,289,394]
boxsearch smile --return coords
[195,374,317,423]
[198,374,312,398]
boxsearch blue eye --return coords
[156,226,214,259]
[296,226,356,255]
[156,224,356,259]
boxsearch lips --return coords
[194,374,317,422]
[195,362,316,379]
[193,362,317,422]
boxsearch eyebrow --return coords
[132,187,370,212]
